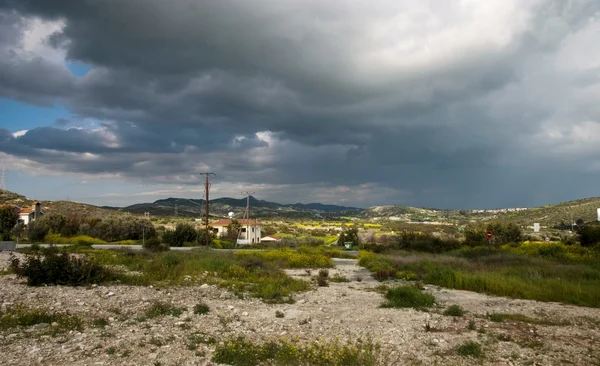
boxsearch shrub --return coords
[144,301,185,319]
[316,276,328,287]
[318,268,329,278]
[163,223,197,247]
[578,223,600,247]
[27,221,49,242]
[90,216,156,242]
[275,310,285,318]
[143,237,169,252]
[455,341,483,358]
[381,286,435,309]
[443,304,465,317]
[193,302,210,315]
[9,251,113,286]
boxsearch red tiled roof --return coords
[266,235,281,240]
[211,219,262,226]
[18,208,34,214]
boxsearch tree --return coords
[577,223,600,247]
[225,220,241,241]
[0,206,18,241]
[163,223,197,247]
[337,227,360,247]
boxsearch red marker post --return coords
[486,230,493,246]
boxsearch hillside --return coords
[0,190,123,219]
[117,196,362,219]
[363,197,600,228]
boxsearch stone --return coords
[148,353,158,360]
[107,292,115,297]
[242,312,249,317]
[200,284,209,289]
[33,323,49,329]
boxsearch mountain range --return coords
[2,190,599,226]
[112,196,362,219]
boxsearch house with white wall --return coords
[210,219,262,245]
[17,201,43,226]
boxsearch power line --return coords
[200,173,216,246]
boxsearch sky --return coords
[0,0,599,209]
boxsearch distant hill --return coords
[115,196,362,219]
[3,189,599,227]
[0,190,122,219]
[361,197,600,228]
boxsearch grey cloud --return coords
[0,1,599,208]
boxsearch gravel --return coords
[1,253,599,365]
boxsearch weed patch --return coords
[0,304,83,333]
[88,250,310,303]
[212,336,380,366]
[193,302,210,315]
[381,286,435,309]
[330,274,350,283]
[358,248,600,307]
[485,313,569,326]
[443,304,465,317]
[234,248,333,268]
[455,341,483,358]
[144,301,185,319]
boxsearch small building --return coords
[210,219,262,245]
[261,235,282,243]
[17,201,43,226]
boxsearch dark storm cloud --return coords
[1,0,600,208]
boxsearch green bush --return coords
[143,237,169,252]
[455,341,483,358]
[193,302,210,315]
[381,286,435,309]
[9,250,113,286]
[163,223,198,247]
[578,223,600,247]
[443,304,465,317]
[27,221,49,242]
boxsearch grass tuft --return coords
[381,286,435,309]
[455,341,483,358]
[443,304,465,317]
[193,302,210,315]
[144,301,185,319]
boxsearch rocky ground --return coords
[1,253,600,365]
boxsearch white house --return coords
[261,235,282,243]
[210,219,262,245]
[17,202,43,226]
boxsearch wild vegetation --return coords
[358,241,600,307]
[211,336,380,366]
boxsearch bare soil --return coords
[1,254,599,365]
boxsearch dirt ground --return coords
[1,253,599,365]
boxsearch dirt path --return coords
[1,253,599,365]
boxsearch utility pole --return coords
[239,191,255,246]
[200,173,216,246]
